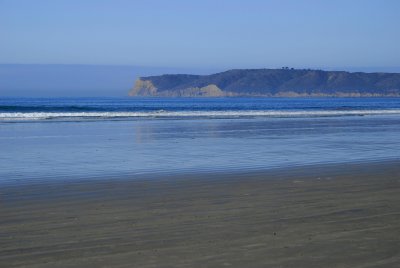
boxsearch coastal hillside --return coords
[129,69,400,97]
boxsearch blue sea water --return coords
[1,97,400,184]
[2,97,400,120]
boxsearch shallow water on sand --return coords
[1,114,400,184]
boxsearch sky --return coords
[1,0,400,70]
[1,0,400,97]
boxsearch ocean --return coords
[1,97,400,184]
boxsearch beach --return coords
[2,98,400,267]
[1,160,400,267]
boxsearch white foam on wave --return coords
[1,110,400,121]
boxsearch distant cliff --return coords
[129,69,400,97]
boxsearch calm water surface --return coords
[1,98,400,184]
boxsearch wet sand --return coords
[1,161,400,267]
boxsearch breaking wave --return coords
[2,109,400,121]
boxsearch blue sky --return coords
[1,0,399,70]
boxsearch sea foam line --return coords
[1,110,400,120]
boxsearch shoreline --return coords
[1,160,400,267]
[2,157,399,188]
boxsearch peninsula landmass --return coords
[129,68,400,97]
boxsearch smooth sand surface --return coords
[1,161,400,267]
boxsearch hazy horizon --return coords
[0,64,222,97]
[2,64,400,97]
